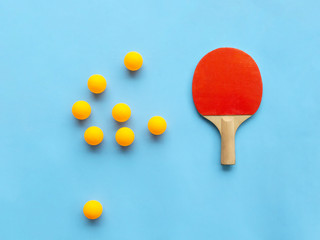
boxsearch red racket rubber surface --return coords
[192,48,263,116]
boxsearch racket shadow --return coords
[221,165,233,171]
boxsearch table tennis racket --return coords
[192,48,263,165]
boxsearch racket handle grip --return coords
[220,117,236,165]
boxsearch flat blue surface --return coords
[0,0,320,239]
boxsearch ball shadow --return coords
[116,144,134,155]
[74,118,88,127]
[83,215,104,227]
[90,92,106,101]
[148,130,164,143]
[87,141,104,152]
[112,118,128,128]
[126,68,141,78]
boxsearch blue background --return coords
[0,0,319,239]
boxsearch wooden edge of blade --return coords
[204,115,251,134]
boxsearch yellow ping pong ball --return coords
[83,200,103,220]
[72,101,91,120]
[84,126,104,145]
[112,103,131,122]
[87,74,107,94]
[148,116,167,135]
[115,127,135,146]
[124,51,143,71]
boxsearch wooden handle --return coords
[220,117,235,165]
[204,115,251,165]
